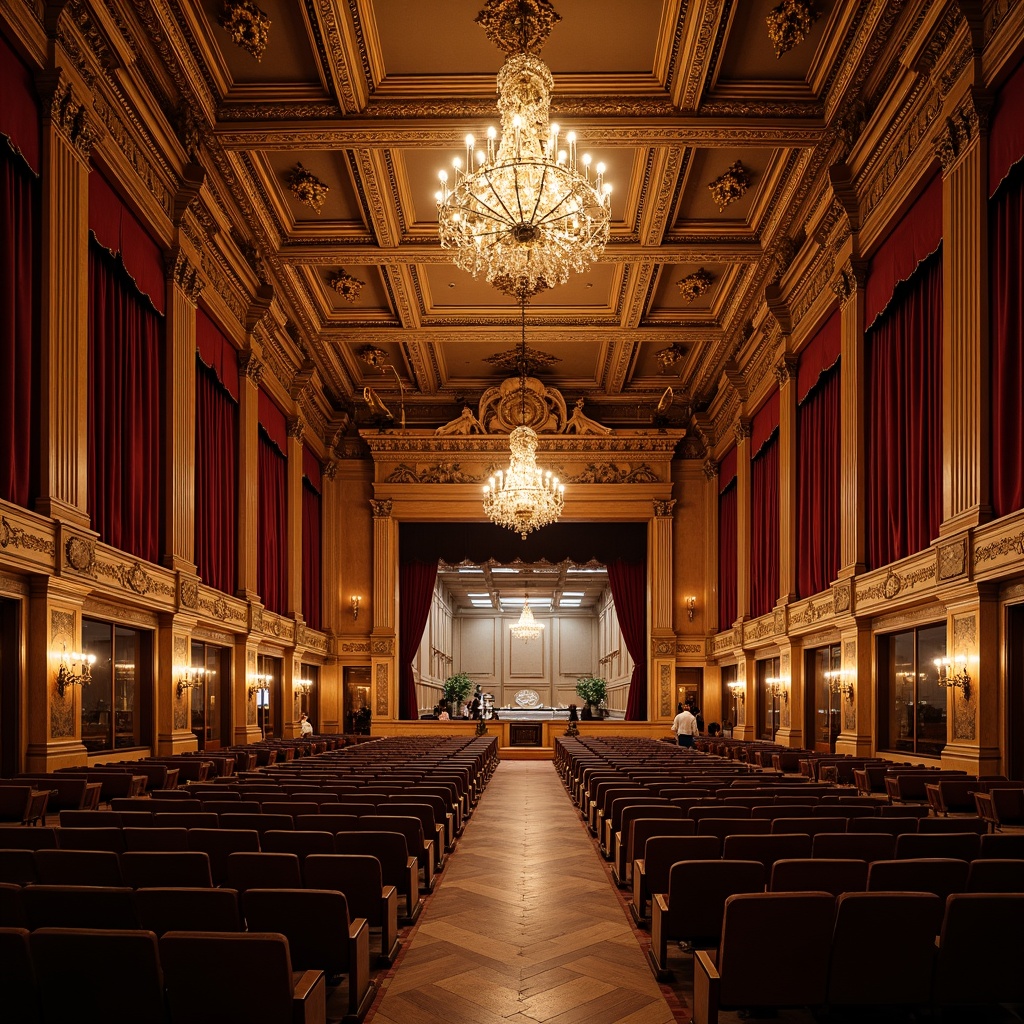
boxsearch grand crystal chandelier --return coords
[436,0,612,299]
[483,298,565,538]
[509,598,544,641]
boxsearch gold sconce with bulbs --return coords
[935,656,972,701]
[351,595,361,621]
[55,646,95,698]
[765,677,789,706]
[176,666,205,700]
[248,672,272,701]
[685,595,696,621]
[295,677,313,696]
[826,669,855,705]
[727,680,745,704]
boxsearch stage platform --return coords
[499,746,555,761]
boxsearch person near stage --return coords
[299,712,313,738]
[671,703,698,748]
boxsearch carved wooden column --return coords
[734,419,753,620]
[732,652,756,741]
[650,499,676,721]
[163,250,202,573]
[318,459,342,733]
[233,638,263,744]
[834,260,868,578]
[939,586,1001,775]
[703,457,720,636]
[834,622,873,757]
[776,356,799,604]
[236,353,261,602]
[156,613,200,754]
[370,498,398,723]
[34,72,96,530]
[25,577,91,770]
[283,650,304,740]
[285,418,304,620]
[935,86,993,533]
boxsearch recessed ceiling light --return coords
[458,568,484,573]
[470,600,493,607]
[562,591,585,597]
[491,568,518,574]
[559,599,582,607]
[467,593,491,597]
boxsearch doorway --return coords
[675,666,702,717]
[344,667,372,734]
[256,654,281,739]
[756,656,783,741]
[807,644,842,753]
[189,641,231,750]
[0,597,20,777]
[1007,604,1024,780]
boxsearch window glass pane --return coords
[81,619,112,753]
[916,623,947,757]
[889,631,916,753]
[113,626,141,748]
[205,646,222,745]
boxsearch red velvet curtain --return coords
[750,433,779,617]
[257,429,286,614]
[990,161,1024,517]
[88,240,164,563]
[194,358,238,595]
[0,141,38,508]
[399,559,439,720]
[607,557,647,720]
[796,363,840,597]
[718,480,737,627]
[301,478,322,631]
[865,250,943,569]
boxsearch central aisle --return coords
[369,760,678,1024]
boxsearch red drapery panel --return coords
[719,480,737,627]
[796,362,840,597]
[399,559,439,720]
[751,390,779,456]
[0,141,38,508]
[196,309,239,400]
[0,31,40,172]
[607,557,647,721]
[797,309,841,402]
[299,466,319,630]
[865,249,943,569]
[258,389,287,451]
[990,56,1024,195]
[990,160,1024,517]
[257,429,286,614]
[88,172,165,315]
[88,240,163,563]
[194,358,238,596]
[866,175,942,327]
[750,433,779,618]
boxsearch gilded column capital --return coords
[933,87,994,174]
[733,417,752,444]
[774,354,799,386]
[831,259,868,308]
[165,248,203,303]
[370,498,394,519]
[702,457,719,481]
[287,417,305,443]
[36,70,100,157]
[652,498,676,518]
[321,459,338,481]
[238,350,263,385]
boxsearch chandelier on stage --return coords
[483,299,564,538]
[509,598,544,641]
[435,0,612,299]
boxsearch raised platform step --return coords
[499,746,554,761]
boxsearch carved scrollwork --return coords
[179,577,199,609]
[375,663,389,715]
[287,417,305,442]
[65,536,97,573]
[733,419,753,443]
[774,355,799,385]
[371,637,395,656]
[832,581,852,614]
[166,248,203,302]
[937,538,968,581]
[652,499,676,518]
[702,458,719,481]
[0,516,55,557]
[238,351,263,384]
[369,498,393,518]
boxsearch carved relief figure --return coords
[563,396,611,435]
[435,404,485,435]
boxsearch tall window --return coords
[721,664,740,732]
[757,656,782,741]
[81,618,151,753]
[298,664,319,724]
[256,654,281,739]
[808,644,842,752]
[188,640,231,750]
[878,623,946,757]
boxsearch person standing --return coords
[671,703,698,748]
[299,712,313,738]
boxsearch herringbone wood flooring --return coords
[368,761,680,1024]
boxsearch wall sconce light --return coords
[248,672,272,701]
[727,681,745,704]
[351,595,361,621]
[176,666,205,700]
[826,670,855,705]
[935,656,972,701]
[55,646,95,698]
[765,677,789,706]
[295,678,313,696]
[686,595,696,621]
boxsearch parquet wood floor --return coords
[367,761,682,1024]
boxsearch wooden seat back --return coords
[23,885,138,930]
[225,851,302,892]
[121,851,213,888]
[769,857,868,896]
[965,857,1024,893]
[134,886,242,935]
[895,831,981,860]
[722,833,812,871]
[34,848,122,886]
[811,832,895,862]
[186,828,260,886]
[867,857,969,899]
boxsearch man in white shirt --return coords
[671,703,698,748]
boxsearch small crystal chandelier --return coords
[510,598,544,641]
[436,0,612,299]
[483,298,564,538]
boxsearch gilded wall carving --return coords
[50,609,76,739]
[659,663,672,718]
[375,663,389,716]
[843,640,857,732]
[173,635,189,731]
[951,614,977,742]
[0,516,55,557]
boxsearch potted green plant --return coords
[575,676,607,719]
[442,671,474,717]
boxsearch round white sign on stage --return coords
[514,689,541,708]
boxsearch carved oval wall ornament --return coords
[882,570,902,600]
[65,536,96,572]
[514,689,541,708]
[121,561,151,594]
[832,581,851,613]
[179,577,199,609]
[211,597,228,621]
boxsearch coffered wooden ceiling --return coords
[169,0,893,430]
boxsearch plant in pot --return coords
[442,671,474,718]
[575,676,607,720]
